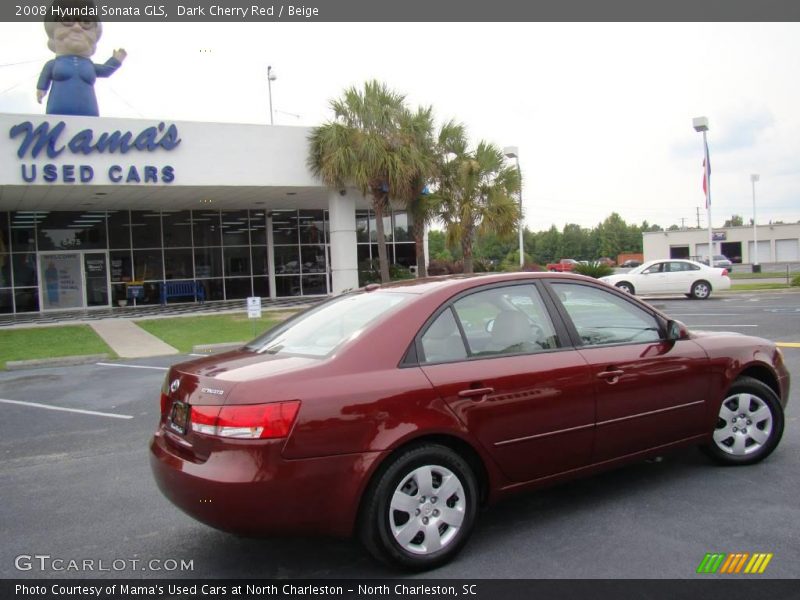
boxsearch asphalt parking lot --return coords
[1,290,798,580]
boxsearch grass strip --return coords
[0,325,115,370]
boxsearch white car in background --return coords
[600,259,731,299]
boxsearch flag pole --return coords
[704,130,712,263]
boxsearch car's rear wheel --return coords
[704,377,784,465]
[360,444,478,570]
[615,282,635,295]
[691,280,712,299]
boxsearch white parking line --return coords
[96,362,169,371]
[692,324,758,328]
[0,398,134,420]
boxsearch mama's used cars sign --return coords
[9,120,180,184]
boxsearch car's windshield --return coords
[246,291,412,357]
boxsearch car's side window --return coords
[419,308,468,364]
[551,283,662,346]
[452,285,559,356]
[642,263,663,274]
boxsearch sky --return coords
[1,21,799,232]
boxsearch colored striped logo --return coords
[696,553,773,574]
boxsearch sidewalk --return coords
[90,319,179,358]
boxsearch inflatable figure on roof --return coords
[36,0,127,117]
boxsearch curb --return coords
[5,354,111,371]
[191,342,245,354]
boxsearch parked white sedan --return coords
[600,259,731,299]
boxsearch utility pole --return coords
[680,217,686,229]
[696,207,701,228]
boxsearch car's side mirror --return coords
[666,319,688,341]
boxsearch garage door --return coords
[776,239,799,262]
[748,240,772,263]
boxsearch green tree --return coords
[436,128,521,273]
[308,80,426,283]
[724,214,744,227]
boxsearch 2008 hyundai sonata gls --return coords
[150,272,789,569]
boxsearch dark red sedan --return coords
[150,273,789,569]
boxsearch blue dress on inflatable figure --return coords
[37,54,122,117]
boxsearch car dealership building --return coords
[0,112,417,314]
[643,223,800,266]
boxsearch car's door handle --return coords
[458,387,494,399]
[597,369,624,382]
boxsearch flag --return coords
[702,139,711,208]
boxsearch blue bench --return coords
[160,281,206,305]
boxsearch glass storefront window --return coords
[0,289,12,313]
[37,211,107,251]
[9,211,41,251]
[0,253,10,288]
[275,246,300,274]
[249,211,267,246]
[193,211,221,247]
[221,210,250,247]
[356,211,370,243]
[253,276,269,297]
[299,210,325,244]
[13,253,37,286]
[107,211,131,249]
[110,251,133,283]
[14,287,39,312]
[131,211,163,248]
[272,210,299,245]
[197,279,224,302]
[162,211,193,248]
[224,277,253,299]
[194,247,222,279]
[393,212,413,242]
[275,275,301,297]
[133,249,163,281]
[301,245,327,274]
[164,248,194,279]
[224,246,251,277]
[302,274,327,295]
[251,246,269,277]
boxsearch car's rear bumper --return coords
[149,427,380,537]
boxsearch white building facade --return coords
[643,224,800,265]
[0,113,416,313]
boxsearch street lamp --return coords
[693,116,712,264]
[503,146,524,268]
[267,65,277,125]
[751,174,760,273]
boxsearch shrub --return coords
[791,274,800,287]
[573,261,614,279]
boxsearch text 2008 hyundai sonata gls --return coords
[150,272,790,569]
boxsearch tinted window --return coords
[552,283,661,346]
[420,308,468,363]
[247,291,410,358]
[642,263,664,274]
[453,284,559,356]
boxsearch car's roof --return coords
[370,271,582,296]
[639,258,705,268]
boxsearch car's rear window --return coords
[246,291,411,357]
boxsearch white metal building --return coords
[643,224,800,265]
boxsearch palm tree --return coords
[307,80,426,283]
[397,106,438,277]
[436,133,521,274]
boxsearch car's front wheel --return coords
[704,377,784,465]
[615,282,635,295]
[360,444,478,570]
[691,280,712,299]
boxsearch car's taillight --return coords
[722,269,729,277]
[190,401,301,439]
[160,393,170,417]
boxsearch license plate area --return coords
[168,401,189,435]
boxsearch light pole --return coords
[503,146,524,268]
[751,173,760,273]
[693,116,712,264]
[267,65,277,125]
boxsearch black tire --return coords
[616,282,635,295]
[359,444,478,570]
[691,280,712,299]
[703,376,784,465]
